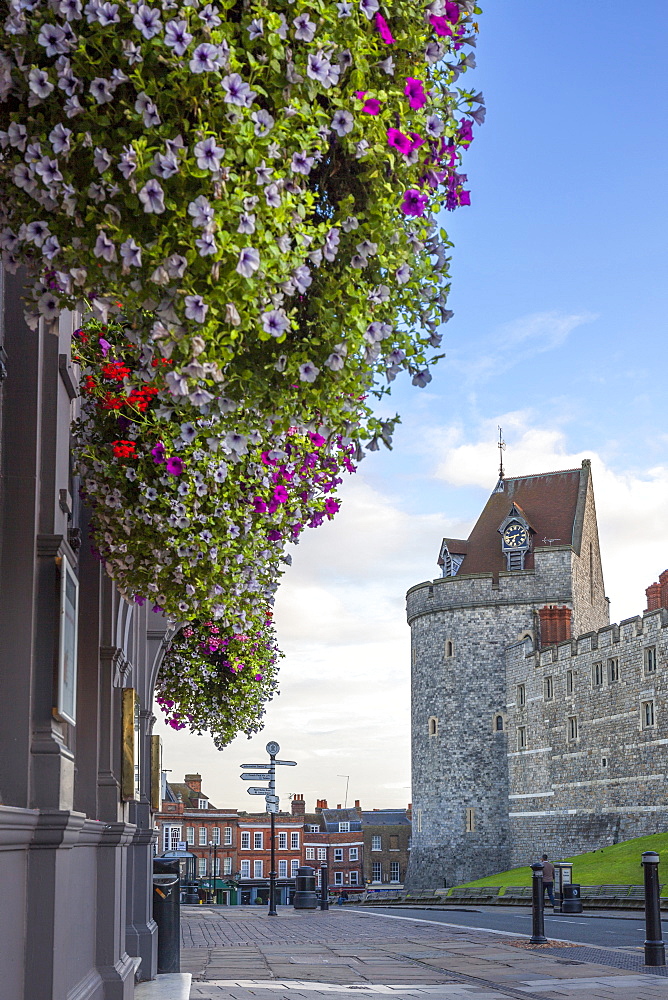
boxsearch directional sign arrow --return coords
[265,795,279,804]
[275,760,297,766]
[240,764,272,769]
[247,787,272,795]
[240,773,272,781]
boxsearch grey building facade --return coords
[404,462,668,889]
[0,270,172,998]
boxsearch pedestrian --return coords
[541,853,555,907]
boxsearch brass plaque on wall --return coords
[150,734,162,811]
[121,688,138,801]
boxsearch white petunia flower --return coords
[237,213,255,235]
[195,232,217,256]
[236,247,260,278]
[395,263,412,285]
[291,151,314,175]
[7,123,27,150]
[292,264,311,293]
[28,68,54,99]
[59,0,83,20]
[118,145,137,178]
[331,109,353,136]
[42,235,61,260]
[94,230,116,261]
[247,17,263,38]
[49,123,72,154]
[164,18,192,55]
[298,361,319,383]
[184,295,208,323]
[264,184,281,208]
[194,136,224,171]
[93,146,112,173]
[37,291,60,320]
[64,95,84,117]
[25,220,51,246]
[120,237,142,268]
[187,196,214,230]
[199,3,221,27]
[138,178,165,213]
[89,77,114,104]
[152,150,179,178]
[359,0,379,18]
[133,4,162,38]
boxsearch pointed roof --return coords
[452,461,590,578]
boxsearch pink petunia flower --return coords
[151,442,166,464]
[355,91,381,115]
[375,12,394,43]
[429,14,451,36]
[165,456,183,476]
[405,77,427,110]
[400,189,429,217]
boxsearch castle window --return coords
[601,757,608,768]
[645,647,657,674]
[465,807,476,832]
[544,676,554,701]
[592,662,604,687]
[416,810,422,833]
[567,716,578,742]
[566,670,574,695]
[445,639,454,658]
[495,715,504,732]
[428,716,438,737]
[517,726,527,750]
[642,699,656,729]
[517,684,526,708]
[608,658,619,683]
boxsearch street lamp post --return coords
[208,840,218,904]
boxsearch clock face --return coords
[503,523,528,548]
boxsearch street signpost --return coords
[239,740,297,917]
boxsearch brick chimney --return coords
[646,571,668,611]
[291,793,305,817]
[184,773,202,794]
[315,798,328,813]
[538,606,572,647]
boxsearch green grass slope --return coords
[453,831,668,889]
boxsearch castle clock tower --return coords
[405,460,608,889]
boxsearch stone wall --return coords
[506,608,668,867]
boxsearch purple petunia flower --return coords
[293,12,316,40]
[251,109,274,136]
[387,128,412,156]
[299,361,319,383]
[261,309,290,337]
[236,247,260,278]
[400,189,428,217]
[221,73,256,107]
[166,456,184,476]
[94,230,116,262]
[355,91,380,115]
[189,42,222,73]
[194,137,224,171]
[331,109,354,136]
[138,179,165,214]
[164,18,192,55]
[188,195,214,229]
[151,442,166,464]
[184,295,208,323]
[133,4,161,39]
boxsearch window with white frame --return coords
[163,826,182,852]
[349,871,359,885]
[334,848,343,861]
[306,847,315,860]
[372,862,382,883]
[308,824,320,832]
[254,831,263,850]
[240,860,250,878]
[278,860,287,877]
[224,826,232,846]
[646,647,657,674]
[254,860,263,878]
[317,847,327,860]
[338,822,349,833]
[642,699,656,729]
[291,831,300,849]
[198,858,207,876]
[197,827,206,846]
[291,859,300,877]
[213,858,220,875]
[198,799,208,810]
[223,857,232,875]
[241,831,250,849]
[371,835,381,851]
[568,715,578,741]
[517,726,526,750]
[349,847,358,861]
[212,827,220,845]
[390,861,400,882]
[278,832,288,850]
[185,826,194,845]
[334,871,343,885]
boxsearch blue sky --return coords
[157,1,668,812]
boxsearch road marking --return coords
[345,909,581,946]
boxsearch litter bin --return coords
[293,865,318,909]
[562,883,583,914]
[153,859,180,973]
[182,880,199,904]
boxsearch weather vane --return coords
[498,426,506,480]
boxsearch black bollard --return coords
[320,864,329,910]
[642,851,665,966]
[529,861,547,944]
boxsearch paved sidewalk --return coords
[180,906,668,1000]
